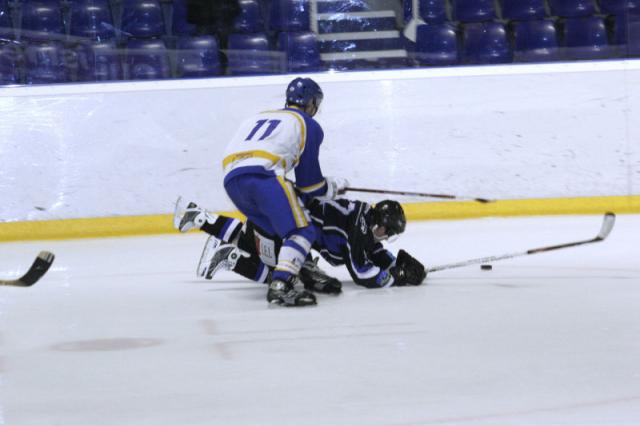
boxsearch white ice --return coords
[1,214,639,426]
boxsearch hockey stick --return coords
[0,251,55,287]
[344,187,494,203]
[426,212,616,273]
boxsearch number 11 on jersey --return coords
[245,119,281,141]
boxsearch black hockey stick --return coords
[426,212,616,273]
[344,187,494,203]
[0,251,55,287]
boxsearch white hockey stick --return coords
[427,212,616,273]
[0,251,55,287]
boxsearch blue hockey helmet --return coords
[285,77,323,115]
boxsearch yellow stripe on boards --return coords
[1,196,638,242]
[403,195,640,221]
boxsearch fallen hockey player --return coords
[174,196,427,299]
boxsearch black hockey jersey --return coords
[307,198,397,288]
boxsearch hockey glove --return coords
[393,249,426,286]
[324,176,350,199]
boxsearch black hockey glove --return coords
[392,249,426,286]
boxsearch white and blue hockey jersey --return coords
[222,107,330,199]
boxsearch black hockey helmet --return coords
[286,77,323,116]
[371,200,406,237]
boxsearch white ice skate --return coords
[197,236,249,279]
[173,196,212,233]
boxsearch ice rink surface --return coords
[1,214,639,426]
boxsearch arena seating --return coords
[0,41,20,84]
[403,0,448,24]
[1,0,14,39]
[269,0,310,32]
[277,31,321,72]
[69,0,116,41]
[21,0,66,41]
[74,39,123,81]
[24,40,69,83]
[170,0,198,36]
[451,0,497,23]
[414,22,458,65]
[234,0,264,33]
[126,38,171,79]
[548,0,596,17]
[500,0,546,21]
[561,15,612,59]
[226,32,278,75]
[598,0,639,15]
[2,0,640,86]
[121,0,165,39]
[462,21,511,64]
[511,19,560,62]
[175,35,222,77]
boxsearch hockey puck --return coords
[480,264,493,271]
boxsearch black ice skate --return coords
[299,257,342,294]
[267,277,317,307]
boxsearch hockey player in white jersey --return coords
[221,77,348,307]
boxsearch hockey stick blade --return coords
[0,251,55,287]
[426,213,616,273]
[345,187,494,203]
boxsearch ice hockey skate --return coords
[173,196,213,233]
[197,236,248,279]
[267,276,317,307]
[299,257,342,294]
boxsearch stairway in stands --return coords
[311,0,408,70]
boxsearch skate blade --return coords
[173,196,187,230]
[197,236,221,279]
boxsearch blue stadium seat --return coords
[512,19,560,62]
[227,32,279,75]
[404,0,448,24]
[561,16,612,59]
[175,35,222,77]
[234,0,264,33]
[598,0,639,15]
[462,21,511,63]
[69,0,115,41]
[452,0,496,23]
[414,22,458,65]
[126,38,170,79]
[121,0,165,38]
[75,40,122,81]
[0,42,21,84]
[1,0,15,40]
[269,0,310,32]
[277,31,321,72]
[24,40,69,83]
[171,0,197,36]
[21,0,65,41]
[501,0,546,21]
[548,0,596,17]
[608,10,640,55]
